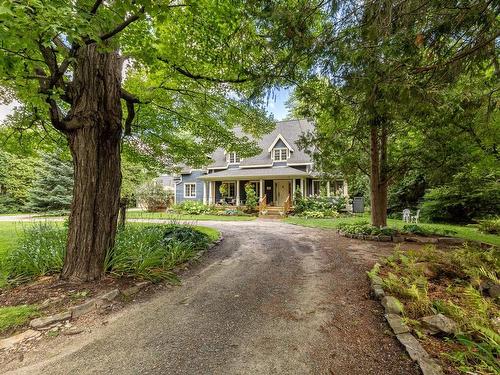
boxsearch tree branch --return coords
[97,6,145,43]
[120,89,142,136]
[89,0,103,15]
[157,57,254,83]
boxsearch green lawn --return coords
[0,305,39,334]
[0,222,26,257]
[126,210,256,221]
[284,215,500,247]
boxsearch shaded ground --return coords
[1,220,420,375]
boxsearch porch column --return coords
[292,178,295,199]
[208,181,213,204]
[327,181,331,197]
[203,182,207,204]
[260,179,264,199]
[236,180,240,206]
[343,180,348,197]
[300,178,305,197]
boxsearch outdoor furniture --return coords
[411,209,420,224]
[402,209,411,223]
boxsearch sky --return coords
[0,88,292,123]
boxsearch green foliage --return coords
[106,224,212,282]
[28,152,73,213]
[216,209,249,217]
[294,195,346,216]
[420,174,500,223]
[0,151,37,213]
[337,222,397,237]
[477,217,500,235]
[402,224,457,237]
[174,201,215,215]
[136,181,172,212]
[244,183,258,212]
[219,183,228,198]
[121,155,157,206]
[1,223,215,285]
[4,223,66,284]
[0,305,39,334]
[380,244,500,374]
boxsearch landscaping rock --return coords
[396,332,429,362]
[491,317,500,334]
[381,296,404,315]
[99,288,120,302]
[370,274,383,287]
[373,286,385,300]
[385,314,410,334]
[0,330,42,350]
[421,314,457,335]
[63,327,84,336]
[69,299,96,318]
[122,285,140,297]
[419,357,444,375]
[437,237,463,245]
[392,236,404,243]
[488,284,500,299]
[378,235,392,242]
[29,311,71,329]
[415,262,439,279]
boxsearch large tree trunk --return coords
[61,45,123,281]
[369,116,389,228]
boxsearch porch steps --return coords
[259,206,286,219]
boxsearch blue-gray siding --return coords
[176,171,205,203]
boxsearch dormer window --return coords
[273,148,288,161]
[227,152,240,164]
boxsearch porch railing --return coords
[259,195,267,214]
[283,194,291,215]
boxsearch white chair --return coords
[402,209,411,223]
[411,210,420,224]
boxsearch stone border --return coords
[368,263,443,375]
[1,235,225,351]
[339,230,494,248]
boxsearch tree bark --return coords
[369,117,388,227]
[61,45,123,281]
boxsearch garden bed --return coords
[368,244,499,375]
[0,222,220,339]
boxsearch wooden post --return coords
[260,179,264,199]
[327,181,330,197]
[209,181,213,204]
[300,178,305,197]
[203,182,207,205]
[236,180,240,206]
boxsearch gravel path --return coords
[2,220,419,375]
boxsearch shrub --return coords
[337,222,398,236]
[294,195,346,215]
[174,201,215,215]
[402,224,457,237]
[216,209,248,216]
[477,217,500,234]
[244,183,258,213]
[420,176,500,223]
[136,181,172,211]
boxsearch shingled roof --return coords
[207,119,314,169]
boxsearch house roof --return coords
[199,166,310,180]
[207,119,314,169]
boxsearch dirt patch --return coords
[0,276,137,337]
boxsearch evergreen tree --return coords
[29,153,73,212]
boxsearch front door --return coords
[275,180,291,206]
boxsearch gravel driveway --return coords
[3,220,419,375]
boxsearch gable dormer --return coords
[268,134,293,162]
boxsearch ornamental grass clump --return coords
[4,222,66,285]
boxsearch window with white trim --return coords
[273,148,288,161]
[227,152,240,164]
[184,183,196,198]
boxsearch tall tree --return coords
[293,0,499,226]
[0,1,321,280]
